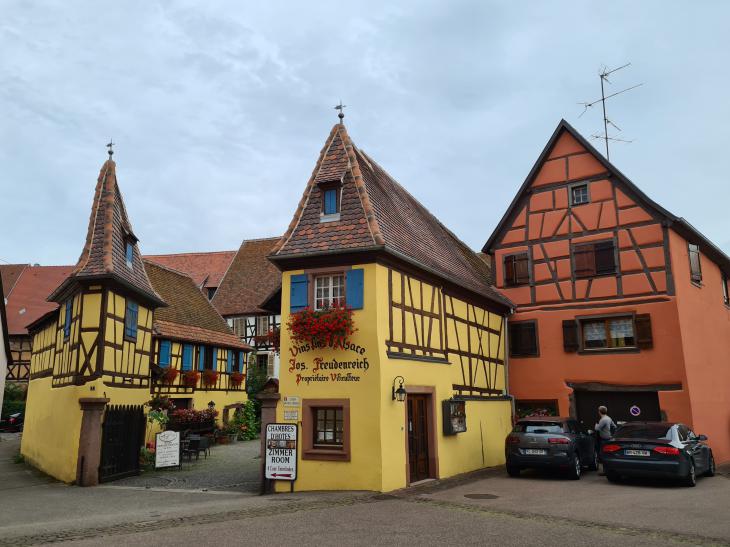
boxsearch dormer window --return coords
[570,183,590,206]
[320,184,341,222]
[125,241,134,269]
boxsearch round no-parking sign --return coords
[629,405,641,417]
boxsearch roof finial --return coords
[106,139,115,159]
[334,101,346,124]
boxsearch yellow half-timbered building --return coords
[22,152,250,485]
[268,120,514,492]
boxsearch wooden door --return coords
[407,394,431,483]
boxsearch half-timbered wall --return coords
[493,130,670,309]
[29,322,55,379]
[102,290,152,388]
[7,335,31,382]
[386,267,506,398]
[51,292,82,387]
[228,314,281,378]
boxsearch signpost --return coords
[155,430,180,469]
[265,423,297,482]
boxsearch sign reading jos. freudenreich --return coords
[265,423,297,481]
[155,430,180,469]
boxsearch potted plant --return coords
[287,304,356,347]
[267,326,280,355]
[202,369,219,387]
[162,368,179,384]
[182,370,200,387]
[230,372,245,388]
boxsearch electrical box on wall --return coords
[442,399,466,435]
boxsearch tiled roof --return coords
[49,159,163,306]
[0,264,28,298]
[143,251,236,290]
[211,238,282,316]
[5,265,74,335]
[144,260,249,350]
[272,123,511,308]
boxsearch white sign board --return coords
[155,430,180,469]
[265,423,297,481]
[283,410,299,422]
[283,396,300,408]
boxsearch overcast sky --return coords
[2,1,728,265]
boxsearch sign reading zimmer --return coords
[265,423,297,481]
[155,430,180,469]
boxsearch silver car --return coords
[505,416,598,479]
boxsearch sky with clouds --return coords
[1,1,728,265]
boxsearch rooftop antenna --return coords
[106,139,115,159]
[334,101,346,124]
[578,63,643,160]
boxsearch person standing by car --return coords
[594,406,616,456]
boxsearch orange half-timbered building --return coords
[484,120,730,462]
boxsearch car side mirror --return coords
[697,434,708,441]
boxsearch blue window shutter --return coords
[212,348,218,371]
[64,299,72,338]
[290,274,309,312]
[182,345,192,371]
[198,346,205,371]
[227,351,233,373]
[324,189,337,214]
[125,301,138,339]
[159,341,171,367]
[238,352,245,372]
[346,269,364,310]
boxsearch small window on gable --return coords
[323,188,338,215]
[571,184,589,206]
[504,253,529,286]
[573,241,615,278]
[688,243,702,284]
[125,241,134,269]
[64,299,73,340]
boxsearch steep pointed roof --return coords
[271,123,511,309]
[482,119,730,275]
[143,250,237,291]
[48,159,164,306]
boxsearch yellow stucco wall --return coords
[276,263,512,493]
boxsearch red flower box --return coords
[202,370,219,387]
[182,370,200,387]
[162,368,179,384]
[287,305,356,347]
[230,372,245,387]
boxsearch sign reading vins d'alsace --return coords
[265,423,297,481]
[288,338,370,386]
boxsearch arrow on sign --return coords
[270,473,292,478]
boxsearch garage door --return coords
[574,390,661,431]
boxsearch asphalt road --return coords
[2,433,729,546]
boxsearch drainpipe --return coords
[505,308,515,424]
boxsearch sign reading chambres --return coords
[265,423,297,481]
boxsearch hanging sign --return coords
[265,423,297,481]
[155,430,180,469]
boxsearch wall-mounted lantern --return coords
[392,376,406,402]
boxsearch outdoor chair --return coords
[183,435,201,461]
[197,436,211,459]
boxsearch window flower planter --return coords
[202,370,219,387]
[230,372,245,388]
[182,370,200,387]
[287,305,356,347]
[161,368,179,384]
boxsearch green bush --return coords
[230,400,260,441]
[2,384,26,419]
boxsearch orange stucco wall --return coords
[669,230,730,462]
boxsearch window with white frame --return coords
[256,316,270,336]
[314,274,345,310]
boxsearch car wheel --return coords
[705,452,716,477]
[506,464,521,477]
[567,454,581,480]
[588,450,599,471]
[606,471,621,483]
[683,461,697,487]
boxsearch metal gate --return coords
[574,390,661,431]
[99,405,145,483]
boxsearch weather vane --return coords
[106,139,115,158]
[578,63,643,160]
[334,101,346,123]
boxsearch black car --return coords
[601,422,715,486]
[505,417,598,479]
[0,411,24,432]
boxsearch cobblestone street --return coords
[111,439,261,493]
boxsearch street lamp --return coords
[392,376,406,402]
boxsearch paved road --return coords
[2,434,730,546]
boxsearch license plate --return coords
[624,449,650,457]
[523,449,547,455]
